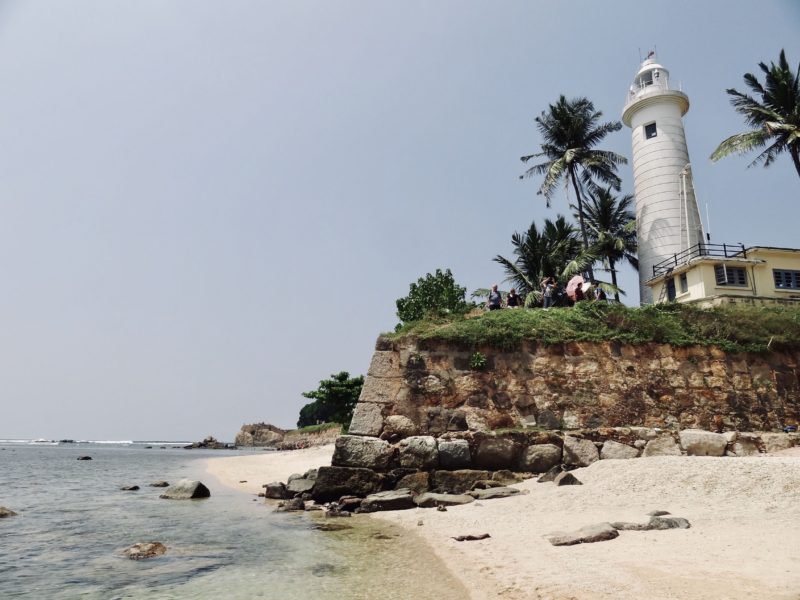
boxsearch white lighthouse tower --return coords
[622,55,705,304]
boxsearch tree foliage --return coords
[710,49,800,178]
[520,96,627,276]
[493,215,582,306]
[297,371,364,428]
[396,268,471,325]
[574,187,638,302]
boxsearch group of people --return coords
[486,276,606,310]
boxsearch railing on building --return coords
[625,79,683,106]
[652,242,747,278]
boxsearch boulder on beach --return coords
[124,542,167,560]
[0,507,18,518]
[159,479,211,500]
[311,466,385,503]
[548,523,619,546]
[414,492,474,508]
[360,489,416,512]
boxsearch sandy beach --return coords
[207,446,800,600]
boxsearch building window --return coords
[644,122,657,139]
[773,269,800,289]
[666,277,676,301]
[714,265,747,287]
[679,272,688,293]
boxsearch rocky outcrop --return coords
[0,507,17,518]
[235,423,286,447]
[159,479,211,500]
[184,436,234,450]
[353,337,800,435]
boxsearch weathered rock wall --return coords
[349,337,800,437]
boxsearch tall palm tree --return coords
[575,187,638,302]
[520,96,628,280]
[493,215,582,307]
[710,49,800,178]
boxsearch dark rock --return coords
[263,482,288,500]
[304,468,318,480]
[427,408,468,435]
[432,469,491,494]
[149,481,169,488]
[537,464,566,483]
[563,436,599,467]
[474,438,520,470]
[647,510,671,517]
[311,466,385,503]
[124,542,167,560]
[324,503,352,518]
[468,487,521,500]
[470,480,503,490]
[536,410,562,429]
[549,523,619,546]
[331,435,394,471]
[437,505,447,512]
[0,507,18,518]
[311,563,337,577]
[360,489,416,512]
[275,497,306,512]
[414,492,475,508]
[517,444,562,473]
[337,496,363,512]
[395,471,430,494]
[452,533,491,541]
[648,516,691,530]
[77,456,92,461]
[553,472,582,486]
[286,477,315,496]
[120,485,140,491]
[437,439,472,470]
[159,479,211,500]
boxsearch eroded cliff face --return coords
[349,337,800,438]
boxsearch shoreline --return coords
[205,445,800,600]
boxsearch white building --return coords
[622,56,705,304]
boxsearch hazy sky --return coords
[1,1,798,440]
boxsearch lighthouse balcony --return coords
[651,242,748,278]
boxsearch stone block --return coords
[348,402,384,437]
[383,414,418,438]
[367,351,399,378]
[414,492,474,508]
[432,469,491,494]
[642,435,681,457]
[474,437,520,470]
[398,436,438,469]
[600,440,639,460]
[395,471,430,494]
[311,466,385,503]
[678,429,727,456]
[438,439,472,470]
[517,444,561,472]
[360,489,416,512]
[563,436,599,467]
[358,376,404,404]
[332,435,394,470]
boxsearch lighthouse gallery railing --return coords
[651,242,747,278]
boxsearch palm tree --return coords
[520,96,628,279]
[493,215,582,307]
[710,49,800,178]
[575,187,638,302]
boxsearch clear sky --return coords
[1,1,798,441]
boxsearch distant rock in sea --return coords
[124,542,167,560]
[159,479,211,500]
[0,506,18,518]
[149,481,169,488]
[77,456,92,461]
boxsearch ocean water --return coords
[0,442,466,599]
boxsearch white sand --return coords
[206,447,800,600]
[205,444,333,496]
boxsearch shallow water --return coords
[0,443,466,599]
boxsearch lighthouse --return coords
[622,55,705,304]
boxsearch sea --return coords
[0,440,466,599]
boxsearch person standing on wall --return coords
[487,284,502,311]
[541,277,556,309]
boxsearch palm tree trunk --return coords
[609,258,620,302]
[791,145,800,179]
[569,169,595,282]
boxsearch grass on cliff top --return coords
[290,423,342,435]
[387,302,800,353]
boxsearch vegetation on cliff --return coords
[387,301,800,353]
[298,371,364,429]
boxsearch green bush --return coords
[395,268,472,328]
